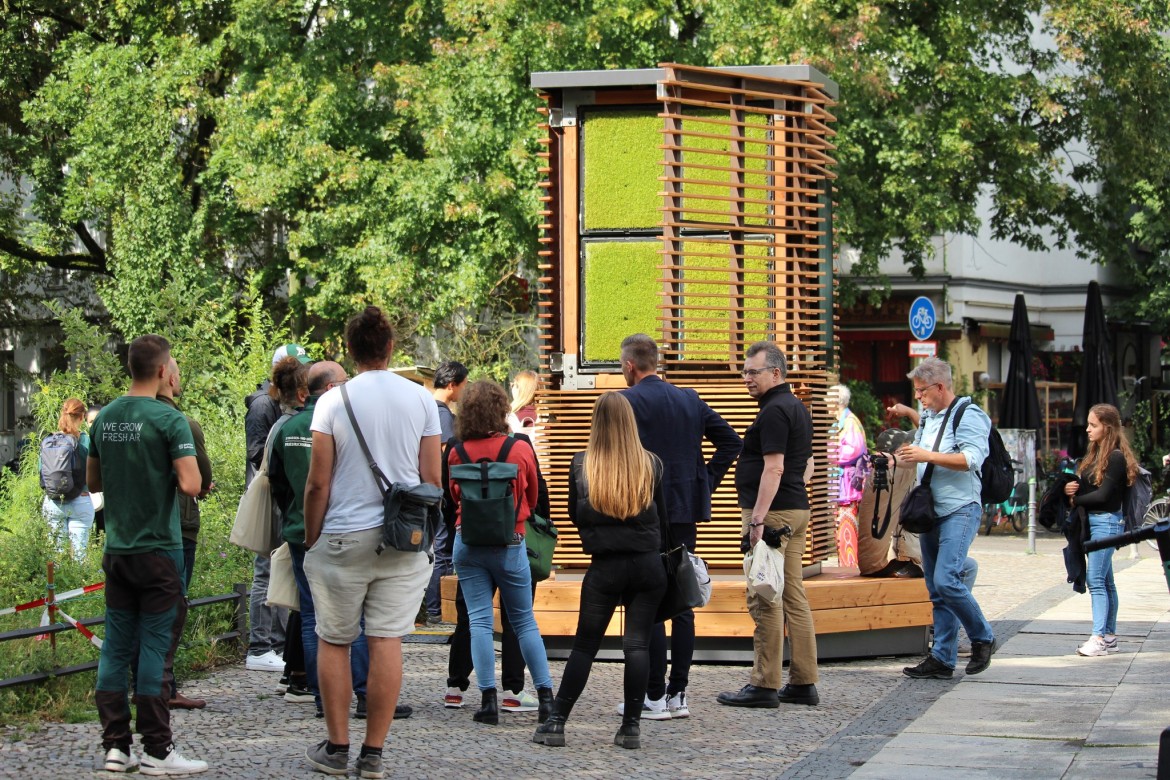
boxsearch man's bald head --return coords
[307,361,347,395]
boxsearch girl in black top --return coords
[533,392,667,750]
[1063,403,1137,656]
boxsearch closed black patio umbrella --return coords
[1069,280,1117,459]
[999,293,1043,433]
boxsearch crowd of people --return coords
[49,313,1138,776]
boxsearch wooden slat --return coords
[534,382,837,568]
[443,572,932,639]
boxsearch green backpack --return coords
[451,437,520,546]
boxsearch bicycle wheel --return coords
[1011,511,1026,533]
[1141,498,1170,550]
[981,506,994,535]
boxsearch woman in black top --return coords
[533,392,667,750]
[1063,403,1137,657]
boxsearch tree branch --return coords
[0,230,110,275]
[299,0,325,37]
[17,5,107,43]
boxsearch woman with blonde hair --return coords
[41,398,94,554]
[507,370,538,440]
[534,392,667,750]
[1063,403,1138,657]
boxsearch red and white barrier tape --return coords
[55,608,103,649]
[0,582,104,617]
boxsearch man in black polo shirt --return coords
[717,341,820,709]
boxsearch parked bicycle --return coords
[982,461,1027,534]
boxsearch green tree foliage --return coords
[1,0,1169,339]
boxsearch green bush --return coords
[0,288,281,721]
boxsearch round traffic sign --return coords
[909,296,936,341]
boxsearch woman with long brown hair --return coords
[41,397,93,555]
[448,381,553,725]
[1063,403,1138,656]
[533,391,667,750]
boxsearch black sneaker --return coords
[902,655,954,679]
[285,683,315,703]
[965,638,998,675]
[354,694,412,720]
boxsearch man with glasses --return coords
[894,357,997,679]
[718,341,819,709]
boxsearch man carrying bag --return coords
[894,357,997,680]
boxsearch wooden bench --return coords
[441,567,932,661]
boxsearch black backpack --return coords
[40,432,82,501]
[952,401,1013,504]
[1124,465,1153,533]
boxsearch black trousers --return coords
[647,523,697,700]
[96,550,186,756]
[555,551,667,718]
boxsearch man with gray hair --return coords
[718,341,819,709]
[894,356,997,678]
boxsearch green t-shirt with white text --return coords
[90,396,195,554]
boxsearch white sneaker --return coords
[666,691,689,718]
[500,690,539,712]
[616,695,671,720]
[443,687,465,709]
[245,650,284,672]
[1076,636,1109,657]
[104,747,139,772]
[140,746,209,776]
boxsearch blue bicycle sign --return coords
[909,296,936,340]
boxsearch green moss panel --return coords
[679,110,773,225]
[582,241,661,361]
[582,110,662,231]
[674,240,774,360]
[582,108,776,231]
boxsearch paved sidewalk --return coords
[0,534,1165,779]
[849,548,1169,779]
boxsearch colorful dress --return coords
[834,409,867,568]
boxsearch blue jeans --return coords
[288,543,368,696]
[919,501,994,668]
[249,553,287,656]
[43,494,95,555]
[452,533,552,692]
[424,521,453,618]
[1086,511,1122,637]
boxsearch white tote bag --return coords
[265,542,299,610]
[689,551,713,608]
[744,540,785,604]
[230,415,290,556]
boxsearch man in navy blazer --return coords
[619,333,742,720]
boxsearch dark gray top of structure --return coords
[531,65,838,100]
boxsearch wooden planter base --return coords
[440,566,931,662]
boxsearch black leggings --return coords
[555,551,667,718]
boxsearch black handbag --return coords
[898,398,959,535]
[340,385,441,555]
[654,503,704,623]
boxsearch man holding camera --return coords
[894,357,997,679]
[717,342,819,709]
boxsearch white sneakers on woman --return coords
[1076,635,1118,657]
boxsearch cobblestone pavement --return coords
[0,530,1118,779]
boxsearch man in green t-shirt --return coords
[87,335,208,776]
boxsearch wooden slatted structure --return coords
[531,64,839,571]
